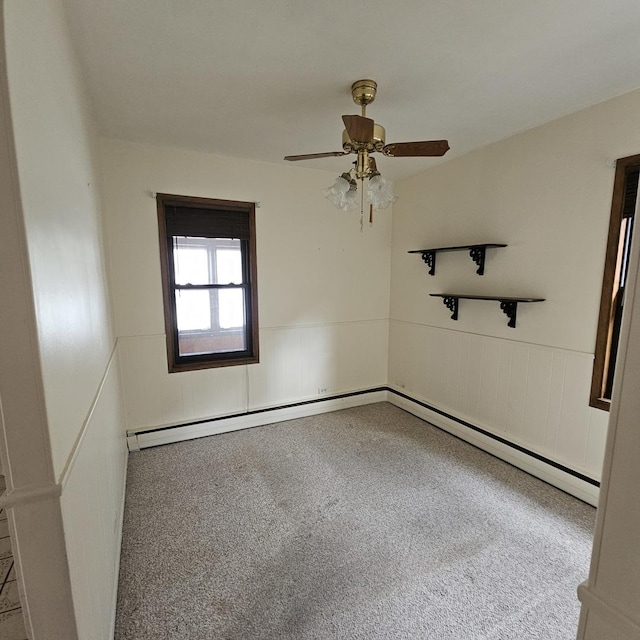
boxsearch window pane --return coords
[219,288,244,328]
[173,237,243,285]
[216,247,243,284]
[175,290,211,331]
[604,215,635,399]
[173,239,210,285]
[175,287,247,357]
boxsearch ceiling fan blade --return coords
[342,115,374,144]
[383,140,450,157]
[284,151,348,161]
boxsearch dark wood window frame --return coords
[590,154,640,410]
[156,193,259,373]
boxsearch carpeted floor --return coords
[115,402,595,640]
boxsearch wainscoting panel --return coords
[248,321,389,411]
[117,335,248,431]
[59,351,128,640]
[389,320,608,481]
[119,320,389,433]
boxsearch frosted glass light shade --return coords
[367,174,397,209]
[324,174,358,210]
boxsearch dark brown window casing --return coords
[157,193,259,372]
[590,154,640,410]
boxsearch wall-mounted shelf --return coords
[408,243,507,276]
[429,294,545,328]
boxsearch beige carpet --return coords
[115,402,595,639]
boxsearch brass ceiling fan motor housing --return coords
[342,124,386,154]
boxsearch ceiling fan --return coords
[284,79,449,173]
[284,80,449,224]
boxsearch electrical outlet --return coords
[318,387,327,394]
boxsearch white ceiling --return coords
[62,0,640,180]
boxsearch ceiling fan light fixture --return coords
[324,172,358,210]
[324,169,396,213]
[367,173,396,210]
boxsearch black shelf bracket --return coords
[499,300,518,328]
[421,250,436,276]
[469,247,486,275]
[442,296,459,321]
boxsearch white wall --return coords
[99,139,391,432]
[389,88,640,485]
[2,1,127,638]
[6,0,115,478]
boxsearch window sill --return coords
[590,397,611,412]
[168,354,259,373]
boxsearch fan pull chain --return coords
[369,203,373,226]
[360,178,364,232]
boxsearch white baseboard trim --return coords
[577,582,640,638]
[128,389,388,450]
[387,388,600,507]
[109,449,129,640]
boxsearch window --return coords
[590,154,639,409]
[156,194,259,372]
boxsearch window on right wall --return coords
[591,154,640,410]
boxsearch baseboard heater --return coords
[126,388,389,451]
[126,386,600,506]
[386,388,599,506]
